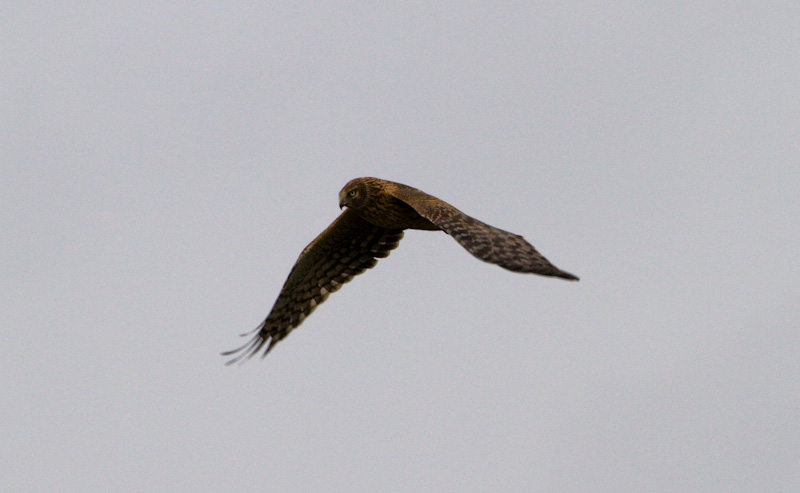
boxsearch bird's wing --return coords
[387,183,578,280]
[223,208,403,364]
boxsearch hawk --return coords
[223,177,578,364]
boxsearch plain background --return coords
[3,2,798,491]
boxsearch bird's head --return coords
[338,178,369,209]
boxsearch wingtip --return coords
[221,327,269,366]
[558,271,580,281]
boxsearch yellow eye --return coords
[348,190,357,197]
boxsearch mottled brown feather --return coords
[384,180,579,279]
[223,208,403,364]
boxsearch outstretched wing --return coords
[387,183,578,280]
[223,208,404,364]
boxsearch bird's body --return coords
[340,178,440,230]
[223,177,578,364]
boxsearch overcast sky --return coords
[3,2,799,492]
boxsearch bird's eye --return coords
[348,190,357,197]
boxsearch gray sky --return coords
[3,2,799,491]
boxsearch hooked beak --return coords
[338,192,347,210]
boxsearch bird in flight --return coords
[223,177,578,364]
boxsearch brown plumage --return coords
[223,177,578,364]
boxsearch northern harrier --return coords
[224,177,578,364]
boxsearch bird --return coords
[223,177,578,364]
